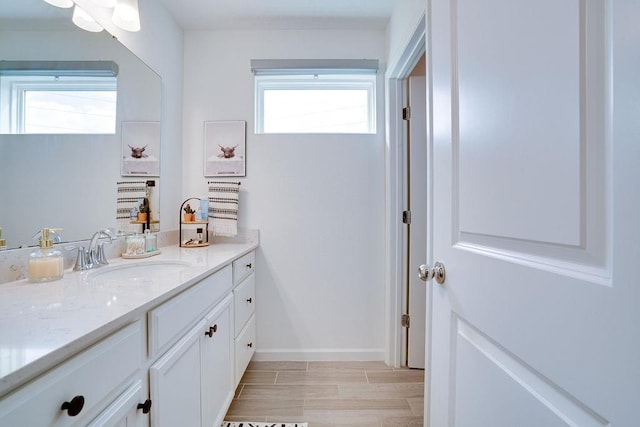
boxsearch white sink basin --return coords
[87,260,191,282]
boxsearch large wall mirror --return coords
[0,1,161,250]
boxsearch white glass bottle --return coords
[28,228,64,282]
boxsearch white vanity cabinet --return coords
[232,251,256,386]
[0,321,145,427]
[0,244,258,427]
[149,265,234,427]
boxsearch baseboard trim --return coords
[253,348,385,362]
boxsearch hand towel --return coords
[116,180,147,229]
[208,181,240,237]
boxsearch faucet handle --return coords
[96,242,111,266]
[65,245,88,271]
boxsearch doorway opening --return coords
[402,54,427,369]
[383,14,427,369]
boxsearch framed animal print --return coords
[204,120,246,177]
[121,121,161,177]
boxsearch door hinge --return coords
[401,314,410,328]
[402,210,411,224]
[402,106,411,120]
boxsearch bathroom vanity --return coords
[0,239,257,426]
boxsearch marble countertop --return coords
[0,240,258,398]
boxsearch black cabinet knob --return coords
[246,297,252,303]
[61,395,85,417]
[246,263,252,269]
[247,342,253,348]
[137,399,152,414]
[204,324,218,338]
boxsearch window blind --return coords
[250,59,378,75]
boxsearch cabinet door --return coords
[234,314,256,387]
[233,273,255,336]
[150,320,205,427]
[87,380,148,427]
[200,295,234,427]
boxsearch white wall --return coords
[386,0,426,71]
[183,29,387,360]
[74,0,184,229]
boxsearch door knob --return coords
[418,262,446,284]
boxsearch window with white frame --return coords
[0,75,117,134]
[252,59,378,134]
[0,61,118,134]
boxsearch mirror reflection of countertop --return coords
[0,239,258,397]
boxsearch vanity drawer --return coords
[234,273,255,336]
[149,265,232,358]
[0,321,143,427]
[234,314,256,386]
[232,251,255,284]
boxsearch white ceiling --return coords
[157,0,397,30]
[0,0,397,31]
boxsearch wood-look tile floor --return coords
[224,361,424,427]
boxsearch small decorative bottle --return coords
[144,229,157,252]
[0,227,6,251]
[28,228,64,282]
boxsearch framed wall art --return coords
[204,120,246,177]
[121,121,161,176]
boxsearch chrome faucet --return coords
[87,229,115,268]
[67,229,115,271]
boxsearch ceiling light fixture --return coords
[112,0,141,32]
[88,0,117,7]
[72,5,104,32]
[42,0,141,33]
[42,0,74,8]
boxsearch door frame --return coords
[384,13,427,368]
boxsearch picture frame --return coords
[121,121,161,176]
[204,120,246,177]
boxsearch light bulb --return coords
[42,0,74,8]
[72,5,104,32]
[112,0,141,32]
[89,0,118,7]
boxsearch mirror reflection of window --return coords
[0,61,118,134]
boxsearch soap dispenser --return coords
[28,228,64,282]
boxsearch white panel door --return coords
[408,76,428,369]
[426,0,639,425]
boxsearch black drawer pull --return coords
[205,324,218,338]
[246,297,252,303]
[246,263,252,269]
[247,342,253,348]
[61,395,85,417]
[137,399,152,414]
